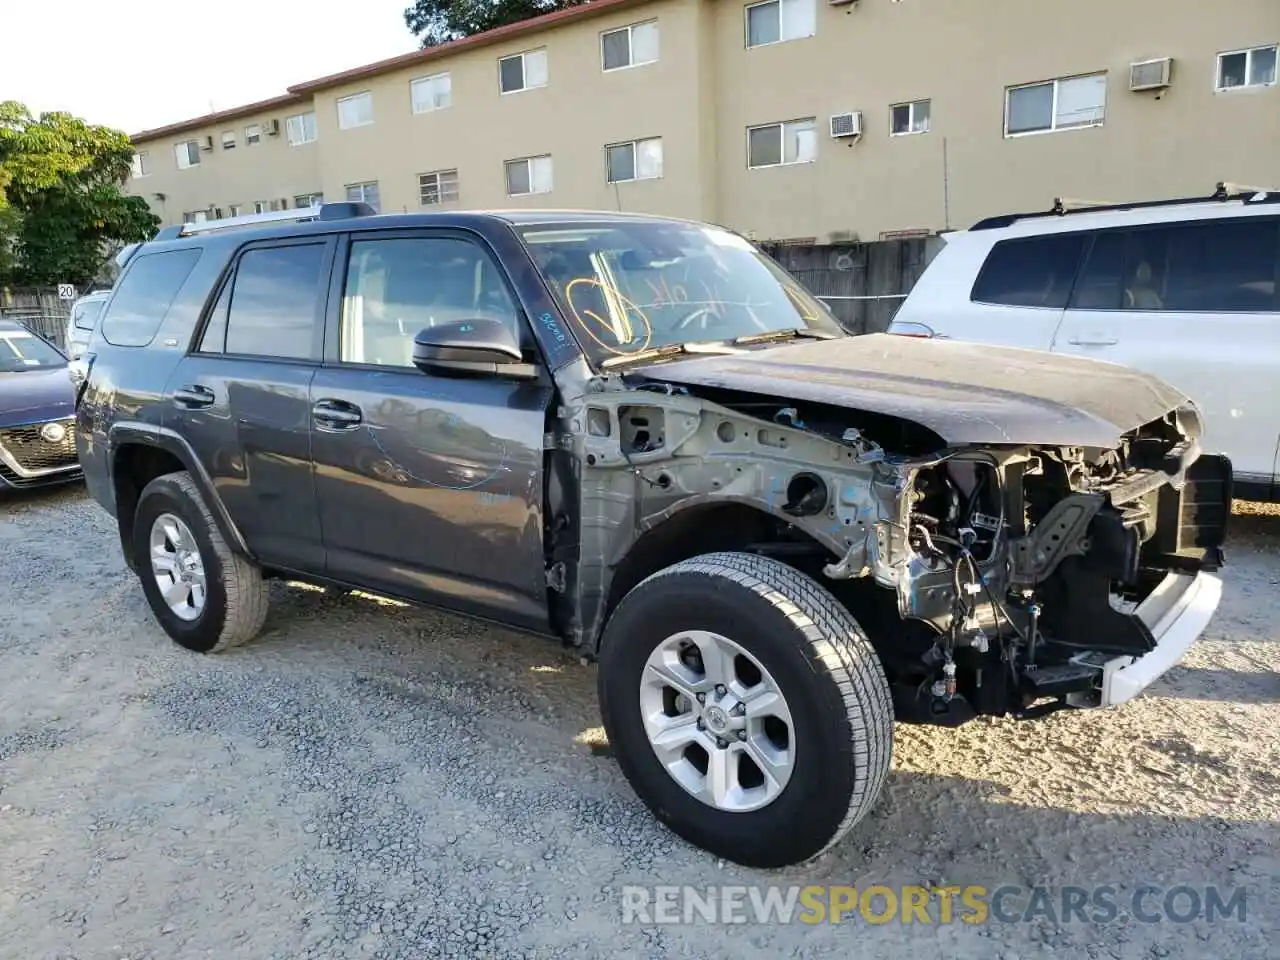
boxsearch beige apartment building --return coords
[126,0,1279,242]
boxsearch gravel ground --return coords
[0,484,1276,960]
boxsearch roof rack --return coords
[969,181,1280,231]
[152,201,376,241]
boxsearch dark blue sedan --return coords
[0,320,81,491]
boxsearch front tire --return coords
[598,552,893,868]
[132,470,269,653]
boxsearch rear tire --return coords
[598,552,893,868]
[132,470,269,653]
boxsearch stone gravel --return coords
[0,484,1276,959]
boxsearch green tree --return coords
[404,0,583,47]
[0,102,158,286]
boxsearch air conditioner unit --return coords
[201,135,214,151]
[1129,57,1172,91]
[830,111,863,139]
[265,118,281,136]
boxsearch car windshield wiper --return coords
[732,328,839,346]
[599,340,743,369]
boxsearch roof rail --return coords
[969,181,1280,231]
[153,201,376,241]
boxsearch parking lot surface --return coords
[0,486,1276,959]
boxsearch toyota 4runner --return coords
[75,204,1231,868]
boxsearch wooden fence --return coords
[760,237,940,334]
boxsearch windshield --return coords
[0,328,66,372]
[518,221,843,367]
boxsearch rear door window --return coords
[100,250,202,347]
[970,233,1086,308]
[222,243,327,360]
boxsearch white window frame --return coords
[345,181,381,212]
[294,193,324,208]
[601,20,660,72]
[418,169,460,206]
[744,0,815,49]
[1215,44,1278,91]
[221,130,236,150]
[410,72,453,114]
[505,155,553,196]
[174,140,200,169]
[228,204,243,217]
[337,92,375,130]
[498,49,548,94]
[746,118,817,169]
[245,123,262,146]
[890,99,930,136]
[130,152,150,178]
[605,137,664,183]
[1003,72,1107,138]
[286,112,318,146]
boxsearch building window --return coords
[505,155,553,196]
[130,152,150,178]
[337,92,374,129]
[747,118,816,168]
[253,201,269,214]
[890,99,931,135]
[286,111,318,145]
[345,181,381,213]
[245,124,262,146]
[183,210,209,224]
[174,140,201,169]
[411,73,452,113]
[602,21,659,71]
[499,49,548,94]
[606,137,663,183]
[294,193,324,208]
[419,169,460,205]
[745,0,815,48]
[229,205,243,217]
[1005,73,1107,136]
[221,130,236,150]
[1217,45,1278,90]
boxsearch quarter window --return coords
[345,181,381,213]
[745,0,815,48]
[339,238,520,368]
[606,138,663,183]
[499,49,548,93]
[100,250,201,348]
[602,21,660,71]
[411,73,452,113]
[970,234,1086,308]
[174,140,201,169]
[1005,73,1107,136]
[747,118,816,168]
[222,245,326,359]
[505,155,553,196]
[891,99,931,136]
[337,92,374,129]
[419,169,460,205]
[286,111,317,145]
[1217,45,1278,90]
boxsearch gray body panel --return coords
[639,333,1193,448]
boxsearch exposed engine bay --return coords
[548,347,1231,726]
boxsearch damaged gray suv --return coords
[75,204,1230,867]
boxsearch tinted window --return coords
[1163,219,1278,312]
[970,234,1085,308]
[197,276,234,353]
[100,250,201,347]
[339,237,519,367]
[1070,231,1125,309]
[73,298,105,331]
[224,244,326,359]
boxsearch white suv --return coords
[890,184,1279,501]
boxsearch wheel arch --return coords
[108,423,252,572]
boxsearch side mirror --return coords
[412,319,539,380]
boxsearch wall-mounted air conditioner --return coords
[266,118,281,136]
[201,135,214,151]
[1129,58,1173,91]
[830,111,863,139]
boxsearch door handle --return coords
[173,384,215,408]
[312,399,363,430]
[1067,336,1119,347]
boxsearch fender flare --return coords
[107,422,254,565]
